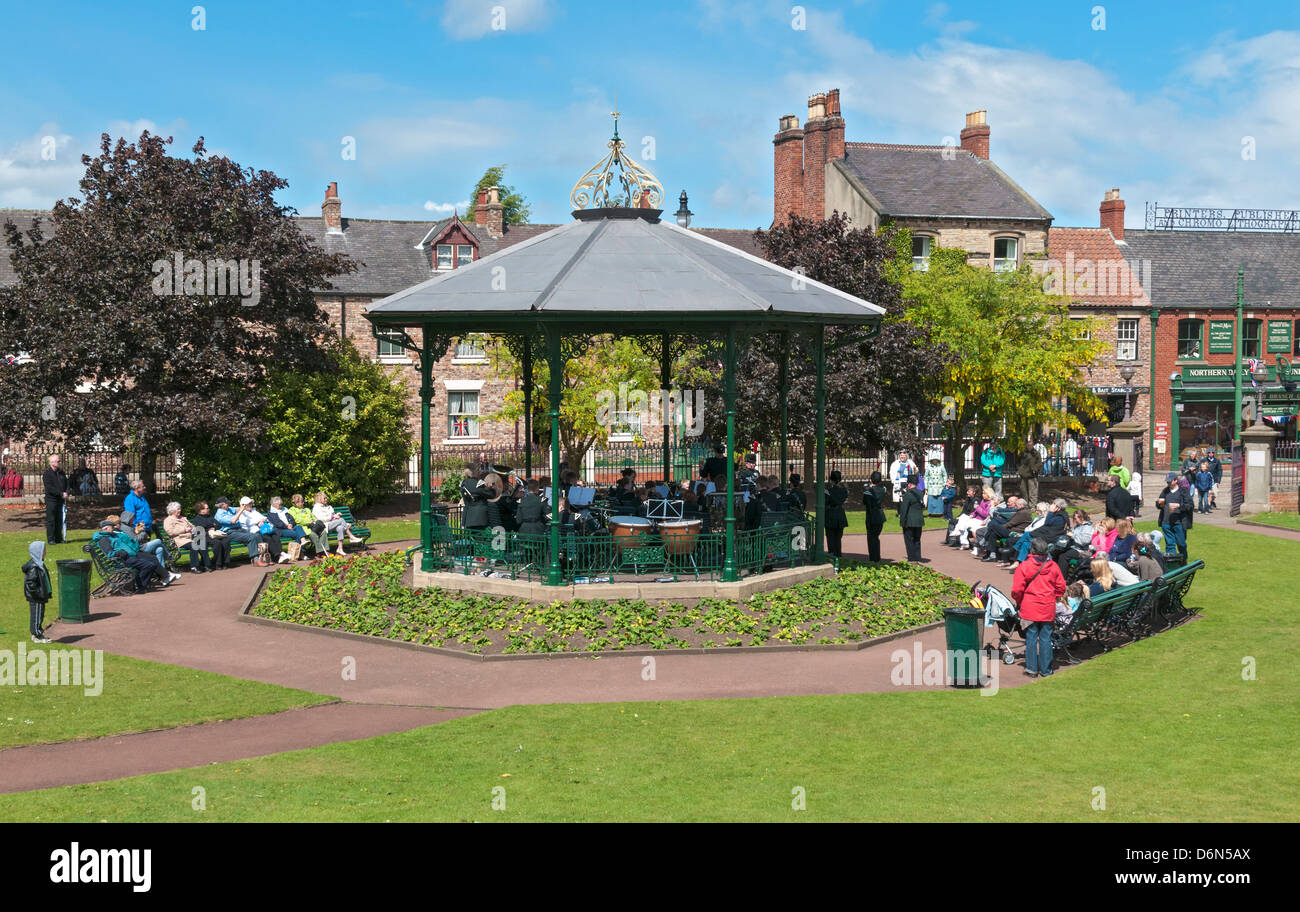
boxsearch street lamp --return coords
[1120,365,1136,422]
[675,190,693,228]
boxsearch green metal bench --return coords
[1151,559,1205,627]
[332,506,371,549]
[1091,579,1157,643]
[83,538,138,598]
[1051,589,1113,664]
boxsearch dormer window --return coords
[435,243,476,271]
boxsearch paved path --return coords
[0,703,472,795]
[0,532,1031,792]
[1140,471,1300,537]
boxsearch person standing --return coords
[23,540,53,644]
[1017,443,1042,508]
[1011,537,1066,678]
[923,455,947,516]
[1107,454,1131,491]
[1193,461,1215,514]
[980,442,1007,500]
[1155,474,1193,560]
[1104,474,1134,521]
[898,474,926,563]
[888,451,916,503]
[1206,448,1222,510]
[863,471,889,562]
[1061,434,1080,475]
[42,454,69,544]
[824,470,849,559]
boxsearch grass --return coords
[1241,511,1300,531]
[2,523,1293,821]
[0,529,332,748]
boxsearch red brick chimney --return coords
[484,186,504,239]
[772,113,804,225]
[322,181,342,234]
[1100,187,1125,240]
[960,110,990,160]
[474,187,488,226]
[800,89,846,222]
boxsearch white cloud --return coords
[423,199,471,214]
[440,0,551,40]
[0,126,83,209]
[353,113,511,166]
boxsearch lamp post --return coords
[1169,371,1183,466]
[675,190,693,228]
[1120,365,1136,421]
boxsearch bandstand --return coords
[365,120,884,590]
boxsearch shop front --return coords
[1168,365,1300,465]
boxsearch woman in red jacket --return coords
[1011,536,1067,677]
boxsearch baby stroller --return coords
[971,580,1021,666]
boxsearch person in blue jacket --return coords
[980,443,1007,500]
[1193,461,1215,514]
[123,480,154,532]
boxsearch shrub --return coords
[177,341,412,508]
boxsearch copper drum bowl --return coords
[657,519,702,556]
[608,515,653,551]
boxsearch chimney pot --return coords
[778,113,800,132]
[959,109,991,160]
[484,185,504,239]
[322,182,343,234]
[474,188,488,226]
[807,92,827,119]
[1099,188,1126,240]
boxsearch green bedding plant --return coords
[252,552,968,655]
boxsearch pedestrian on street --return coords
[1156,474,1193,560]
[1017,442,1042,508]
[980,442,1007,500]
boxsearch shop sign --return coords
[1208,320,1235,354]
[1181,365,1274,382]
[1267,320,1293,354]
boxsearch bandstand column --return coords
[661,334,671,485]
[722,325,739,582]
[523,336,533,479]
[545,327,564,586]
[814,325,827,562]
[417,332,435,572]
[778,332,789,490]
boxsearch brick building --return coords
[773,90,1053,269]
[1039,190,1154,445]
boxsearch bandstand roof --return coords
[365,209,884,332]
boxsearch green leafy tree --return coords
[176,341,412,508]
[891,233,1106,488]
[465,165,531,225]
[0,132,354,490]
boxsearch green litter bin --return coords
[57,558,93,624]
[942,604,986,687]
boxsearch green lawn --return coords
[0,530,333,748]
[1242,512,1300,531]
[2,522,1293,821]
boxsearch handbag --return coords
[259,521,274,535]
[310,520,326,535]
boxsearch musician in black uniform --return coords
[483,473,517,532]
[461,469,491,531]
[824,470,849,558]
[785,473,808,510]
[700,445,727,485]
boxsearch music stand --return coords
[646,498,684,521]
[567,486,595,508]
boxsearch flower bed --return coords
[251,551,969,655]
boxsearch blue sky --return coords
[1,0,1296,230]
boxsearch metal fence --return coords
[1,447,180,497]
[1273,459,1300,491]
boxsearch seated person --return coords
[1129,534,1166,581]
[163,500,209,573]
[287,494,328,556]
[1069,510,1094,549]
[214,496,270,566]
[71,458,101,496]
[95,518,177,589]
[113,464,132,498]
[1055,581,1088,625]
[608,467,636,499]
[268,496,309,560]
[312,492,364,555]
[237,497,287,563]
[1087,557,1117,598]
[948,487,994,549]
[120,510,167,568]
[1109,560,1139,587]
[123,480,154,532]
[191,501,232,570]
[976,495,1031,561]
[1090,516,1118,556]
[482,474,518,532]
[1107,518,1138,564]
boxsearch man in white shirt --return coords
[888,451,916,502]
[1061,435,1080,476]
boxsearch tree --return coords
[175,340,412,508]
[695,213,951,457]
[0,132,354,490]
[891,235,1106,489]
[465,165,531,225]
[488,336,683,472]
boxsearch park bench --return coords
[1051,580,1152,663]
[82,538,138,598]
[1150,559,1205,628]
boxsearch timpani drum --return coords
[657,519,702,556]
[608,515,653,551]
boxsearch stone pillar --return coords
[1107,419,1144,481]
[1240,422,1280,515]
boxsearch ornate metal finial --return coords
[570,107,663,211]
